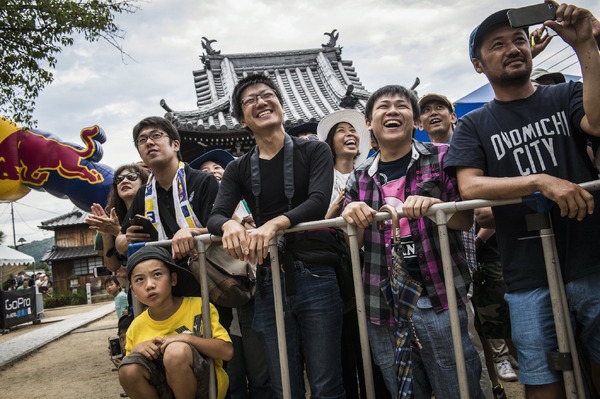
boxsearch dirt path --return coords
[0,302,526,398]
[0,310,123,399]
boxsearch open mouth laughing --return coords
[384,119,402,128]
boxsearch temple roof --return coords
[39,208,88,231]
[161,32,371,160]
[41,245,97,262]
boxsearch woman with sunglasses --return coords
[86,163,149,279]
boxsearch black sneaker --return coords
[492,384,507,399]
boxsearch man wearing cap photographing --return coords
[445,2,600,398]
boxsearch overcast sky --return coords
[1,0,595,245]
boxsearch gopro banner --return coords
[1,289,37,329]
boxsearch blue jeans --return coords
[229,299,272,399]
[411,296,484,399]
[366,322,399,397]
[253,263,345,399]
[506,271,600,385]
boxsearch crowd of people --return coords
[87,2,600,399]
[6,270,53,297]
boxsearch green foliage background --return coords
[0,0,141,126]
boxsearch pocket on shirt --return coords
[416,179,442,198]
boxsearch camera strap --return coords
[250,133,297,295]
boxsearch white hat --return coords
[317,109,370,168]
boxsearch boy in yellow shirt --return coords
[118,246,233,399]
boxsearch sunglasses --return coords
[115,172,140,184]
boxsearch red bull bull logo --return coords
[0,118,114,210]
[18,126,104,186]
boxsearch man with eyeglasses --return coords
[445,3,600,397]
[207,74,345,399]
[116,116,219,263]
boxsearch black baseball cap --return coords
[469,9,529,60]
[286,122,318,137]
[126,246,201,297]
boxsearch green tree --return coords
[0,0,142,126]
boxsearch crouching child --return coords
[118,246,233,399]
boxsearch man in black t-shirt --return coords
[207,74,344,399]
[115,116,219,261]
[445,4,600,397]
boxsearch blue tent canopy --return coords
[415,74,581,142]
[454,74,581,119]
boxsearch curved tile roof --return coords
[162,37,371,159]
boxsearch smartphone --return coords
[507,3,557,28]
[109,336,123,360]
[130,214,159,241]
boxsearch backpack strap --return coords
[251,133,297,296]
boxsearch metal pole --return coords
[346,223,376,399]
[11,202,17,248]
[193,239,217,399]
[268,236,292,399]
[546,225,586,397]
[538,225,580,399]
[435,209,469,399]
[131,294,144,317]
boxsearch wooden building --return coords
[160,31,371,162]
[40,209,106,293]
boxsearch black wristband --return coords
[240,219,246,227]
[105,247,117,258]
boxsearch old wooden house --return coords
[160,31,371,162]
[40,209,106,293]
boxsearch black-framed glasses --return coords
[115,172,140,184]
[241,90,277,108]
[136,131,167,146]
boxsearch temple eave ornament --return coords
[339,85,359,109]
[201,37,221,56]
[322,29,339,48]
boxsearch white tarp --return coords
[0,245,34,267]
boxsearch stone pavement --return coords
[0,302,114,368]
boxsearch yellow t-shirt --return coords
[125,297,231,399]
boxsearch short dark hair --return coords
[104,275,121,290]
[132,116,182,160]
[231,74,283,121]
[117,313,134,335]
[364,85,420,122]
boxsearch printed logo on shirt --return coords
[415,163,440,181]
[175,325,190,334]
[489,111,570,176]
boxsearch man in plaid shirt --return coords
[342,85,484,399]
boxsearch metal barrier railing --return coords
[134,178,600,399]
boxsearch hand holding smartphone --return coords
[130,214,159,241]
[507,3,557,28]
